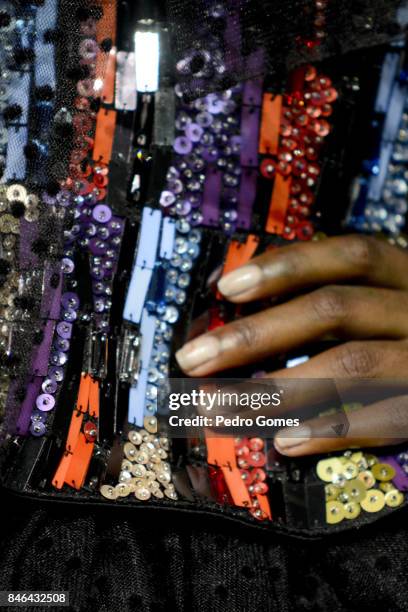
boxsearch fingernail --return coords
[175,336,220,372]
[217,264,263,297]
[206,265,223,288]
[274,426,311,450]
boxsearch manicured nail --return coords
[175,336,220,372]
[217,264,263,297]
[274,426,311,451]
[206,265,223,288]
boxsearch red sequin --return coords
[260,158,276,179]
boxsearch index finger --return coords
[217,235,408,302]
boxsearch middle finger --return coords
[176,286,408,375]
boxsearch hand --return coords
[175,235,408,455]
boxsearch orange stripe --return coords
[216,235,259,300]
[64,433,95,490]
[101,48,116,104]
[256,493,272,519]
[77,373,91,413]
[206,435,253,508]
[259,94,282,155]
[265,174,291,235]
[66,411,85,452]
[221,467,252,508]
[93,109,117,164]
[95,0,117,86]
[52,374,94,490]
[88,377,100,418]
[206,435,236,467]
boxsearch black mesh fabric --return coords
[0,494,407,611]
[166,0,408,99]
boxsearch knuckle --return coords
[309,286,347,325]
[272,248,301,278]
[345,235,377,273]
[334,343,379,377]
[230,319,258,351]
[388,396,408,430]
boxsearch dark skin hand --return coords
[175,235,408,456]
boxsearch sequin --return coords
[36,393,55,412]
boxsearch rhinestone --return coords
[128,430,142,445]
[132,464,147,477]
[119,470,132,482]
[157,471,171,485]
[135,451,149,464]
[162,306,179,323]
[152,489,164,498]
[144,415,157,434]
[124,441,137,460]
[6,184,27,202]
[164,489,178,500]
[134,486,151,501]
[100,485,118,500]
[115,483,131,497]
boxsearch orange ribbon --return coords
[52,374,99,490]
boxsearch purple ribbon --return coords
[242,78,263,107]
[237,168,257,230]
[32,319,56,377]
[40,264,62,320]
[240,104,261,168]
[16,378,42,435]
[380,456,408,492]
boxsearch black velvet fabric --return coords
[0,494,407,612]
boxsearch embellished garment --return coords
[0,1,408,610]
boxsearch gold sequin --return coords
[371,463,396,482]
[365,454,378,467]
[135,450,149,464]
[316,458,343,482]
[343,501,361,520]
[101,424,176,504]
[119,470,132,482]
[357,470,376,489]
[116,483,131,497]
[350,451,363,463]
[164,488,178,500]
[152,489,164,499]
[326,500,344,524]
[131,463,147,477]
[342,461,358,480]
[385,489,404,508]
[0,214,19,234]
[6,184,27,202]
[379,482,395,493]
[24,208,39,223]
[144,415,157,434]
[128,430,143,445]
[100,485,118,500]
[360,489,385,513]
[325,484,340,501]
[317,450,406,524]
[343,479,366,503]
[134,486,151,501]
[121,459,133,471]
[124,441,137,460]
